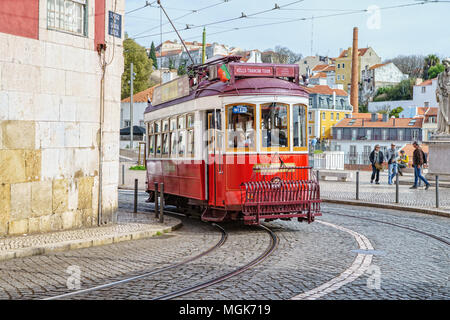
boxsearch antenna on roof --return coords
[157,0,194,65]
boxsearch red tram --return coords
[144,56,321,225]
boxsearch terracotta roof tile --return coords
[122,86,157,103]
[416,78,436,86]
[334,117,423,128]
[369,63,388,70]
[311,72,327,79]
[338,48,369,58]
[312,64,329,71]
[306,85,348,96]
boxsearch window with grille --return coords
[47,0,87,36]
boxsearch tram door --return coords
[207,109,225,207]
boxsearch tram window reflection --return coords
[178,130,186,156]
[260,103,289,149]
[162,133,169,156]
[187,130,194,156]
[148,135,155,156]
[155,134,161,156]
[226,104,255,151]
[293,104,307,149]
[170,132,177,156]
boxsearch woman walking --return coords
[369,144,384,184]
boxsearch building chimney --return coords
[382,113,388,122]
[371,113,377,122]
[350,27,359,115]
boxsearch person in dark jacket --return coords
[369,144,384,184]
[410,141,431,190]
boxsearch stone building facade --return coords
[0,0,124,236]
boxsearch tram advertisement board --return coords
[233,65,273,77]
[152,76,190,106]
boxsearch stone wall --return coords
[0,0,124,236]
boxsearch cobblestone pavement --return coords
[320,171,450,211]
[0,190,448,300]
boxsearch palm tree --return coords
[423,54,440,79]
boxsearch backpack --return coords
[422,150,427,164]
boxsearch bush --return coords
[129,165,146,170]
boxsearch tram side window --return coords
[187,114,195,157]
[260,103,289,149]
[178,115,186,157]
[154,120,161,156]
[148,122,155,156]
[293,104,307,149]
[226,104,255,151]
[170,117,177,157]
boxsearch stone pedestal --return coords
[426,135,450,181]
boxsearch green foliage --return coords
[129,165,146,171]
[149,41,158,69]
[121,36,152,100]
[373,78,415,102]
[427,64,444,79]
[177,59,187,76]
[423,54,440,79]
[313,150,323,154]
[389,106,404,118]
[168,58,175,70]
[358,104,368,113]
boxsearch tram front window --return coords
[261,103,289,149]
[226,104,255,151]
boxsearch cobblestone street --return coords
[0,190,447,300]
[320,170,450,211]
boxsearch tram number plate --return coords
[232,106,248,114]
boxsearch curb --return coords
[0,218,182,263]
[322,199,450,218]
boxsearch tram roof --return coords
[144,77,308,114]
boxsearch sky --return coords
[124,0,450,60]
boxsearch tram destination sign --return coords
[233,65,273,77]
[152,76,190,106]
[229,63,298,82]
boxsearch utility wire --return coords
[125,1,157,15]
[132,0,305,40]
[132,0,232,38]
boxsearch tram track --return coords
[324,210,449,246]
[42,218,227,300]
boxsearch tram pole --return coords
[395,172,399,203]
[134,179,138,213]
[130,62,134,151]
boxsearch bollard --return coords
[122,164,125,185]
[154,182,159,218]
[395,172,399,203]
[356,171,359,200]
[159,183,164,223]
[436,175,439,208]
[134,179,138,213]
[316,170,320,182]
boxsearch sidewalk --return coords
[0,210,181,262]
[320,170,450,216]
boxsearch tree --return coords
[427,63,444,79]
[423,54,440,79]
[262,46,302,64]
[389,106,404,118]
[384,55,424,78]
[149,41,158,69]
[177,59,187,76]
[373,78,415,102]
[168,58,175,70]
[121,36,152,100]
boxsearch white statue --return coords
[436,58,450,135]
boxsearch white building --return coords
[0,0,124,236]
[360,62,408,103]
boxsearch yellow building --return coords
[334,47,381,93]
[306,85,353,140]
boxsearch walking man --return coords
[410,141,431,190]
[386,143,398,185]
[369,144,384,184]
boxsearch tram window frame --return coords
[161,118,170,157]
[260,102,290,152]
[177,115,186,157]
[225,103,256,152]
[148,121,155,157]
[186,113,195,157]
[170,117,177,157]
[293,104,308,151]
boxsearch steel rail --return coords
[42,221,227,300]
[152,224,278,300]
[325,212,449,246]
